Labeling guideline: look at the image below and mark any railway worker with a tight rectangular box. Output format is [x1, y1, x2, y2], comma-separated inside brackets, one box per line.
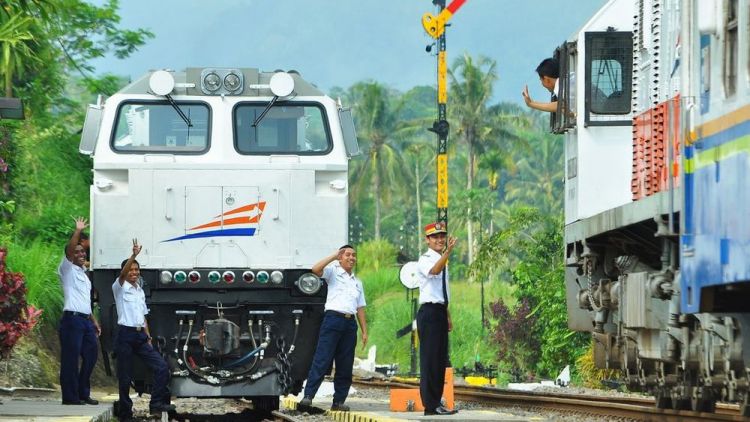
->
[58, 216, 100, 406]
[522, 57, 559, 113]
[113, 239, 174, 421]
[299, 245, 368, 412]
[417, 222, 458, 416]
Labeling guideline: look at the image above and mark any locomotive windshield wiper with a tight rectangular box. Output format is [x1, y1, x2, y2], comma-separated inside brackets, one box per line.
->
[250, 72, 296, 127]
[251, 95, 283, 128]
[148, 69, 192, 127]
[164, 94, 193, 127]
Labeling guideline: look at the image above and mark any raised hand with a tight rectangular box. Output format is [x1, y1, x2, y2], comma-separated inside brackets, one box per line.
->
[132, 238, 142, 256]
[73, 216, 89, 231]
[522, 85, 532, 106]
[446, 236, 457, 251]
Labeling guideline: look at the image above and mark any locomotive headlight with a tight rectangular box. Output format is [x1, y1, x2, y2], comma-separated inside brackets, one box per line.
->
[208, 271, 221, 284]
[270, 270, 283, 284]
[256, 271, 269, 284]
[242, 271, 255, 283]
[223, 271, 235, 284]
[188, 271, 201, 283]
[296, 273, 322, 295]
[174, 271, 187, 284]
[160, 271, 173, 284]
[223, 73, 241, 92]
[203, 72, 221, 92]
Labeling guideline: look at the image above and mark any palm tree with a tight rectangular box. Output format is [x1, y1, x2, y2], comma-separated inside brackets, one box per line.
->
[504, 127, 564, 216]
[449, 54, 498, 190]
[0, 14, 38, 97]
[348, 81, 409, 240]
[449, 54, 498, 263]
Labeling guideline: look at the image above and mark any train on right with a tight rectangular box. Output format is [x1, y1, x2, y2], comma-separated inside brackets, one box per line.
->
[555, 0, 750, 415]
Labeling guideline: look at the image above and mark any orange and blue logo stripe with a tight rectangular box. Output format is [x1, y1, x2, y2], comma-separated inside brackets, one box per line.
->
[164, 201, 266, 242]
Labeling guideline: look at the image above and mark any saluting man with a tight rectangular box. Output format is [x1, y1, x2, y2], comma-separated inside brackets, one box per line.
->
[417, 222, 458, 416]
[299, 245, 368, 412]
[113, 239, 174, 422]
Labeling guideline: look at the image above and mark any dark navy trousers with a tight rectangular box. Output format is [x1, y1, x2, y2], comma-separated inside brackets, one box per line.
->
[303, 313, 357, 404]
[59, 313, 98, 403]
[417, 303, 449, 411]
[115, 326, 170, 418]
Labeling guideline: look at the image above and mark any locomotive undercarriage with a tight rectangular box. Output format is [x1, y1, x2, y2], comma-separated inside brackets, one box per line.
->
[567, 214, 750, 416]
[94, 270, 325, 410]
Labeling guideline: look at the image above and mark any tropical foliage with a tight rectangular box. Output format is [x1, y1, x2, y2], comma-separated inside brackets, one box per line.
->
[0, 0, 592, 385]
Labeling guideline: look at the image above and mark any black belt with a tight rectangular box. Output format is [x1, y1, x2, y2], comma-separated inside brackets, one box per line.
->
[421, 302, 446, 308]
[118, 325, 144, 332]
[63, 310, 90, 318]
[325, 310, 354, 319]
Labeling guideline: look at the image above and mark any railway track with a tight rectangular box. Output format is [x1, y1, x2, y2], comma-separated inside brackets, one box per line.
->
[353, 379, 748, 421]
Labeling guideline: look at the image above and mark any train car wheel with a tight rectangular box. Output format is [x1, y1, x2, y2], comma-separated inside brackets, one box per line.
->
[654, 388, 671, 409]
[672, 397, 690, 410]
[740, 394, 750, 417]
[253, 396, 280, 412]
[690, 389, 716, 413]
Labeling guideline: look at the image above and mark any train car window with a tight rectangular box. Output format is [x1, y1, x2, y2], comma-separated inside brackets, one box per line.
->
[111, 102, 210, 153]
[233, 103, 332, 155]
[584, 31, 633, 126]
[724, 0, 738, 97]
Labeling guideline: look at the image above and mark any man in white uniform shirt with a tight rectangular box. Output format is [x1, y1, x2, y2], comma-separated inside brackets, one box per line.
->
[112, 239, 174, 421]
[416, 222, 458, 416]
[299, 245, 368, 411]
[521, 57, 559, 113]
[58, 217, 100, 405]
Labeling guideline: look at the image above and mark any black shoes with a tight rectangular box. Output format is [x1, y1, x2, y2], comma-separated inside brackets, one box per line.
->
[149, 403, 176, 415]
[330, 402, 350, 411]
[81, 397, 99, 405]
[424, 405, 458, 416]
[62, 400, 85, 405]
[299, 396, 312, 407]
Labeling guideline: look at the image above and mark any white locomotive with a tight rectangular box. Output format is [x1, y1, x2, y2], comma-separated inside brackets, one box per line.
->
[79, 68, 359, 410]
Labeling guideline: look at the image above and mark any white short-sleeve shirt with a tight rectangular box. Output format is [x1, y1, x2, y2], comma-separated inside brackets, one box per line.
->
[112, 278, 148, 327]
[417, 248, 450, 305]
[321, 261, 366, 315]
[58, 256, 92, 314]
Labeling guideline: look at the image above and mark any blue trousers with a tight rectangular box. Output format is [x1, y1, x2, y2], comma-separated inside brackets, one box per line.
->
[59, 314, 98, 403]
[417, 303, 448, 411]
[303, 313, 357, 404]
[115, 327, 170, 418]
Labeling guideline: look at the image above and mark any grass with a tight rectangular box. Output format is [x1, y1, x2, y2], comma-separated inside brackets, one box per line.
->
[359, 267, 517, 376]
[4, 239, 65, 324]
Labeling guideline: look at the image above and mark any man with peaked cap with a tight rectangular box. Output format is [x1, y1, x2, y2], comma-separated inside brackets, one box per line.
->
[416, 222, 458, 416]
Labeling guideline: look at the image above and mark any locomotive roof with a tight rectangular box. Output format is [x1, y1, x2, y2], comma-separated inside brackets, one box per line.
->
[117, 68, 326, 97]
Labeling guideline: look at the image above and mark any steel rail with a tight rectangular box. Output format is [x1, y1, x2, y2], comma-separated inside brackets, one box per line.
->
[353, 379, 746, 421]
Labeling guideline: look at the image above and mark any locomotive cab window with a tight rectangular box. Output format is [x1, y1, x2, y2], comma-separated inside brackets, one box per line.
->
[584, 31, 633, 126]
[234, 103, 332, 155]
[112, 102, 210, 153]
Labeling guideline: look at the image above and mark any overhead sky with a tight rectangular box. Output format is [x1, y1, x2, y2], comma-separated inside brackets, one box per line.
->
[90, 0, 608, 104]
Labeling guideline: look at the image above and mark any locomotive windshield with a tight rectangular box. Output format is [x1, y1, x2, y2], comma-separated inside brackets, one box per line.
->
[111, 101, 210, 153]
[233, 103, 331, 154]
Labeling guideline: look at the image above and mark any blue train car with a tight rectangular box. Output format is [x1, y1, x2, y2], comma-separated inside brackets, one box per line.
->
[555, 0, 750, 416]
